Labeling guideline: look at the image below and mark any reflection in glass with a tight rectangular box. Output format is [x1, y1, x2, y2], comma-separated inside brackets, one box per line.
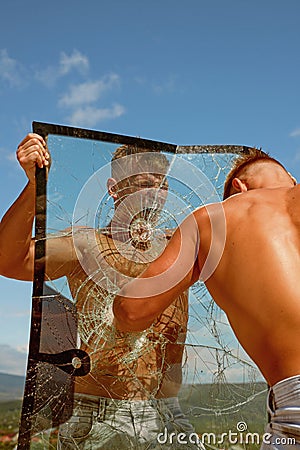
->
[17, 123, 267, 449]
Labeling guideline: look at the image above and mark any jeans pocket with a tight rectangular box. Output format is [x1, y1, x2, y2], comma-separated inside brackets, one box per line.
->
[59, 414, 93, 440]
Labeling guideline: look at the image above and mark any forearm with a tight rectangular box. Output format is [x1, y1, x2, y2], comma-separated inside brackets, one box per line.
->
[0, 181, 35, 276]
[113, 268, 195, 332]
[113, 214, 201, 332]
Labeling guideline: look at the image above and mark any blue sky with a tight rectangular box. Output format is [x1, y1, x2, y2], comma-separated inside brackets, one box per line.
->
[1, 0, 300, 375]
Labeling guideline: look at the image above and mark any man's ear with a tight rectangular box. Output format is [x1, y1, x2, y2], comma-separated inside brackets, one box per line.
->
[232, 178, 248, 194]
[107, 178, 118, 199]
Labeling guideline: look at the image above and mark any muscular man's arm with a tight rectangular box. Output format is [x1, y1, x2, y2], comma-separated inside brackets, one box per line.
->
[0, 134, 78, 281]
[113, 212, 202, 331]
[0, 181, 36, 280]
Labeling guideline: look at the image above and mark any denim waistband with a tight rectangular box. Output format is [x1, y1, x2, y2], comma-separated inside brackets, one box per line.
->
[267, 375, 300, 441]
[73, 393, 180, 415]
[269, 374, 300, 410]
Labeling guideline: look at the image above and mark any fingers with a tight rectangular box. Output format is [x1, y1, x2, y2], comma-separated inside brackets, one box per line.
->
[18, 133, 45, 148]
[17, 133, 50, 170]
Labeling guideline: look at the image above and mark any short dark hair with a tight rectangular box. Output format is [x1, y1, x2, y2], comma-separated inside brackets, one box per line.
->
[111, 145, 170, 182]
[223, 148, 286, 200]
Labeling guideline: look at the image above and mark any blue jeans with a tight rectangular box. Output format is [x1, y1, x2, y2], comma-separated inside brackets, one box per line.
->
[57, 394, 204, 449]
[261, 375, 300, 449]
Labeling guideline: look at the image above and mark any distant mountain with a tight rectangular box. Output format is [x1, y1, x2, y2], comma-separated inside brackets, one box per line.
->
[0, 372, 25, 402]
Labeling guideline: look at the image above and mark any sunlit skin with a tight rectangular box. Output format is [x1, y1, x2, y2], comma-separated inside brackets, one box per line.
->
[0, 133, 188, 399]
[114, 161, 300, 387]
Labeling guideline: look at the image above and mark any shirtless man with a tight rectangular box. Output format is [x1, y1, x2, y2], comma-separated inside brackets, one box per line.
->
[0, 134, 201, 449]
[114, 149, 300, 448]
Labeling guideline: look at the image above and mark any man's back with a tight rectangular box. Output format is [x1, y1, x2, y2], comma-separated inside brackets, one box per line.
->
[113, 155, 300, 446]
[202, 185, 300, 386]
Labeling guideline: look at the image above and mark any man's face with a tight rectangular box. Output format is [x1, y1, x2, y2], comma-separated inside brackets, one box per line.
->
[109, 172, 168, 248]
[114, 172, 168, 217]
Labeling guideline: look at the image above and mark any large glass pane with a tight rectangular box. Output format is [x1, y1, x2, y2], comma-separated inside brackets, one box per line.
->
[17, 123, 267, 449]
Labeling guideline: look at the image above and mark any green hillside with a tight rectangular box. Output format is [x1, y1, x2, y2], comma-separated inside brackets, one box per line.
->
[179, 382, 268, 449]
[0, 400, 21, 449]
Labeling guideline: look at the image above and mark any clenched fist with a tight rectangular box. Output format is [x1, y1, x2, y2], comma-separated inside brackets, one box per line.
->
[17, 133, 50, 184]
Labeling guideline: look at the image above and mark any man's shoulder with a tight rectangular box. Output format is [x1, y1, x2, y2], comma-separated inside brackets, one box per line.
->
[192, 202, 225, 224]
[221, 186, 300, 221]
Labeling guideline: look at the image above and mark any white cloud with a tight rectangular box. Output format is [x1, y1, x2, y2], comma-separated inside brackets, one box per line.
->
[67, 104, 125, 127]
[35, 66, 60, 87]
[35, 49, 90, 87]
[0, 49, 26, 87]
[58, 74, 120, 107]
[0, 48, 125, 128]
[0, 344, 27, 376]
[16, 344, 29, 353]
[59, 73, 124, 126]
[290, 128, 300, 138]
[59, 49, 89, 76]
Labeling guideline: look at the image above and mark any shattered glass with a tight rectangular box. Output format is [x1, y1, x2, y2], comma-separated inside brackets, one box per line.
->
[17, 123, 267, 449]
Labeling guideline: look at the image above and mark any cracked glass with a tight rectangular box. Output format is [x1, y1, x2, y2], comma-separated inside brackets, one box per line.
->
[17, 122, 267, 449]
